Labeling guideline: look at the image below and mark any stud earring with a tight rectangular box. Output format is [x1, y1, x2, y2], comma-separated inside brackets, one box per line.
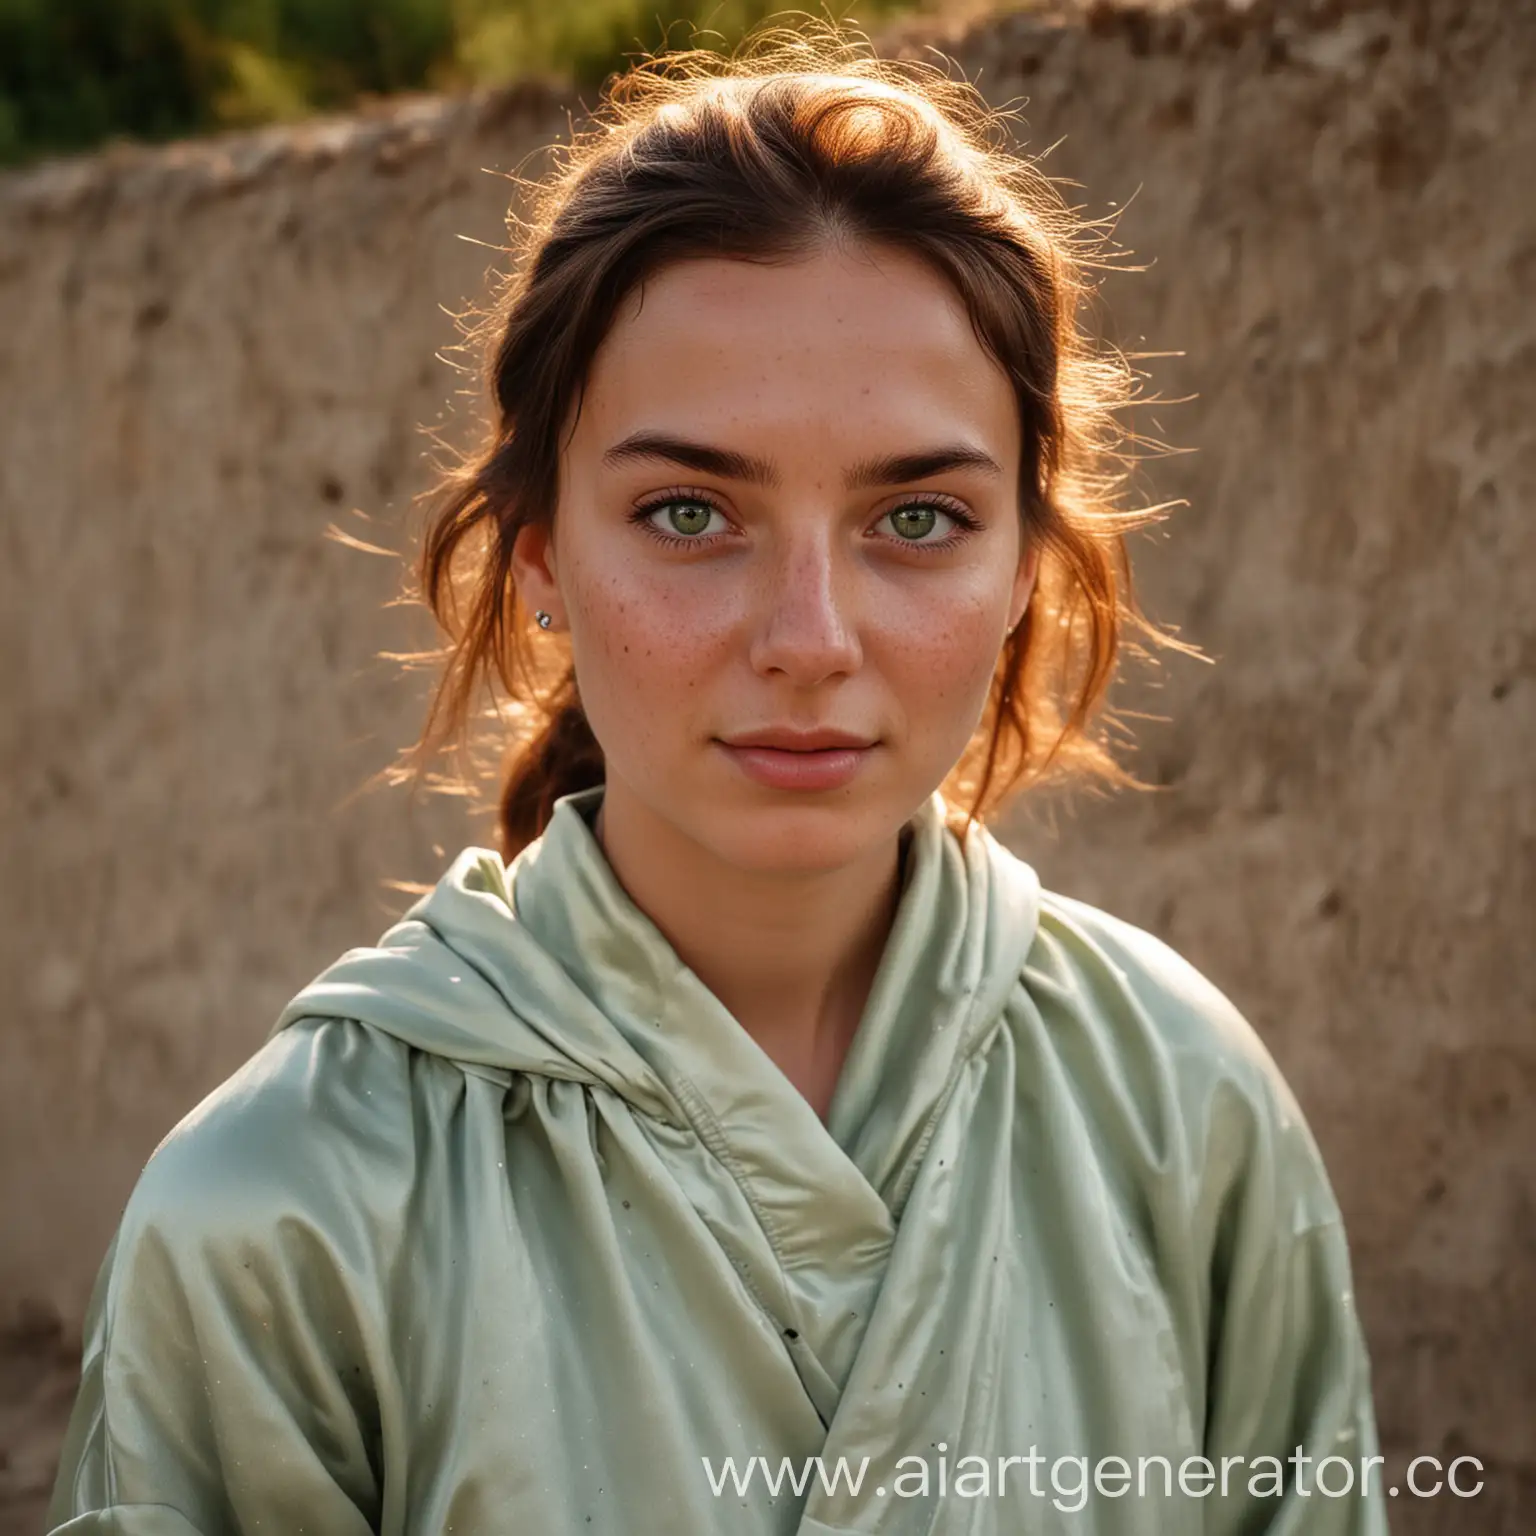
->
[535, 610, 553, 630]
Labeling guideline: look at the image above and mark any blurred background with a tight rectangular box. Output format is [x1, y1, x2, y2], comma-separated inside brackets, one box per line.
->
[1, 0, 1532, 1530]
[0, 0, 940, 166]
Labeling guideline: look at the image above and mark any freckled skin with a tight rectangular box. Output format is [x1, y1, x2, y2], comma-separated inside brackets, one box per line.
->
[511, 241, 1037, 1105]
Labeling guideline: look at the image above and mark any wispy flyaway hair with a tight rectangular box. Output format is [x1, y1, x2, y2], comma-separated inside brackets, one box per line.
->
[404, 20, 1186, 856]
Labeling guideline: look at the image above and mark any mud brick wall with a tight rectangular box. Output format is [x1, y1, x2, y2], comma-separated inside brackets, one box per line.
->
[1, 1, 1529, 1526]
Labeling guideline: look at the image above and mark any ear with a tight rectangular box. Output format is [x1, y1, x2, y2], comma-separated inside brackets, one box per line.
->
[510, 519, 564, 630]
[1006, 536, 1041, 637]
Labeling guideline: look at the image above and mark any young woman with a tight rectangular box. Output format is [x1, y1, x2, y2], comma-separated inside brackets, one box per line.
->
[48, 29, 1385, 1536]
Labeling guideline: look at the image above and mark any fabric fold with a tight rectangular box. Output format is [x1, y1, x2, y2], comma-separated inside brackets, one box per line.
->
[48, 786, 1386, 1536]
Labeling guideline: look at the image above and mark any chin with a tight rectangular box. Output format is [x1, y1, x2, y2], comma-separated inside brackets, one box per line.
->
[686, 794, 914, 876]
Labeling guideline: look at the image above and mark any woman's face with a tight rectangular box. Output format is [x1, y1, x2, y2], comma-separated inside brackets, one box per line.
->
[514, 241, 1036, 873]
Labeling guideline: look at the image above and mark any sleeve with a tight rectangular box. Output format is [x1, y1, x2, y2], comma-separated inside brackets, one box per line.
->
[45, 1027, 396, 1534]
[1036, 894, 1390, 1533]
[1200, 1071, 1390, 1536]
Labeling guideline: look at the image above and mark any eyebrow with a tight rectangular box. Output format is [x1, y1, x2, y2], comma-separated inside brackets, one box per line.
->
[600, 430, 1005, 490]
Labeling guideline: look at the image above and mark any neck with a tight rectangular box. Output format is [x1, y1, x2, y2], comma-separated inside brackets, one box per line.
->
[591, 784, 908, 1121]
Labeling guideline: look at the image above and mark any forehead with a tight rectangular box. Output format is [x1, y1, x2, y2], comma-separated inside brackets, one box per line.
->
[573, 244, 1018, 459]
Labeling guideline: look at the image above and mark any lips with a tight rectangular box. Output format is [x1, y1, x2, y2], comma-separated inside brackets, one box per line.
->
[713, 732, 878, 792]
[718, 728, 876, 752]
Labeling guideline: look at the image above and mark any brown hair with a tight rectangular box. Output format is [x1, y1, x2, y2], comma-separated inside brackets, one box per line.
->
[405, 23, 1182, 859]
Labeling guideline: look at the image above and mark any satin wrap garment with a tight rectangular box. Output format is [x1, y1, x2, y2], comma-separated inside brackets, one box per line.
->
[48, 786, 1387, 1535]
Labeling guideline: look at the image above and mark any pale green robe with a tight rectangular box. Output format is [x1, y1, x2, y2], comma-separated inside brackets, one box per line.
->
[48, 786, 1387, 1533]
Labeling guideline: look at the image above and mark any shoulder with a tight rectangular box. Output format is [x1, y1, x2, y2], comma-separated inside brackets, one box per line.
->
[63, 1022, 420, 1511]
[114, 1016, 425, 1282]
[1019, 890, 1342, 1232]
[1026, 888, 1284, 1093]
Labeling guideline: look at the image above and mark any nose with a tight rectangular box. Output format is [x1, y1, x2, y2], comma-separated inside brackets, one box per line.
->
[746, 530, 863, 686]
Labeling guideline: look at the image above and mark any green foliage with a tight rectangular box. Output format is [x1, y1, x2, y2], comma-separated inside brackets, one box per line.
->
[0, 0, 925, 167]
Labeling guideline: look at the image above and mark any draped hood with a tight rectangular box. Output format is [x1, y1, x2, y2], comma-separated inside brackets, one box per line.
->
[272, 784, 1042, 1217]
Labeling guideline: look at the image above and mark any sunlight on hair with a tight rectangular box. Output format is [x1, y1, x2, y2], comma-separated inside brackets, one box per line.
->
[375, 15, 1203, 857]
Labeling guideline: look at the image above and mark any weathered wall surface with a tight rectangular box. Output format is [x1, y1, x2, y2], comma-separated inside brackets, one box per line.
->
[1, 0, 1530, 1527]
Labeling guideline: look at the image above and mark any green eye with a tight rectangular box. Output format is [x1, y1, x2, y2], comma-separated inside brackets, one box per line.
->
[666, 502, 714, 536]
[889, 506, 939, 541]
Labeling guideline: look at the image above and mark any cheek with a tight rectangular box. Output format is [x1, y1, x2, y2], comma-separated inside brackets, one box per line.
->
[563, 554, 734, 754]
[876, 584, 1006, 720]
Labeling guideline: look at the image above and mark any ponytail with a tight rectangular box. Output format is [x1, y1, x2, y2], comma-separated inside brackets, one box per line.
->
[498, 668, 605, 860]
